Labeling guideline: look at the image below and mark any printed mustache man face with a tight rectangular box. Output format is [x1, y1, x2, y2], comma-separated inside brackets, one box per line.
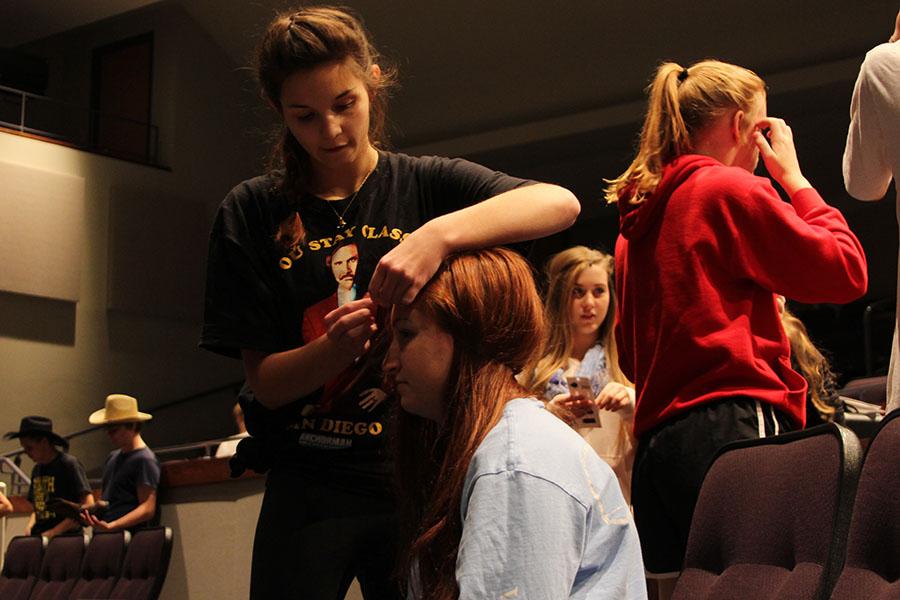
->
[330, 243, 359, 291]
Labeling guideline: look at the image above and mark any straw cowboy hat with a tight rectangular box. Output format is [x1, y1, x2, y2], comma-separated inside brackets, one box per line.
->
[89, 394, 153, 425]
[4, 416, 69, 450]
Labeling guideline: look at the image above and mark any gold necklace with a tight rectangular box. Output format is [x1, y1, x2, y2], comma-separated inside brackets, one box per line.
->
[326, 157, 377, 229]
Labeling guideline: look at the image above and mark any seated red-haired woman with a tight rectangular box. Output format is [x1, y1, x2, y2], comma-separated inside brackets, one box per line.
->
[385, 248, 646, 600]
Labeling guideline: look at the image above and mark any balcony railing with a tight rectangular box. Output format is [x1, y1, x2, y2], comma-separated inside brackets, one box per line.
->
[0, 83, 161, 167]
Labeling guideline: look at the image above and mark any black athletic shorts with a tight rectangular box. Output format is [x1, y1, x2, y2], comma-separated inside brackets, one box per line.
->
[631, 397, 794, 575]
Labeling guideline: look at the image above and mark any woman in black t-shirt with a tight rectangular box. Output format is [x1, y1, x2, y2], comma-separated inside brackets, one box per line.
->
[201, 6, 579, 599]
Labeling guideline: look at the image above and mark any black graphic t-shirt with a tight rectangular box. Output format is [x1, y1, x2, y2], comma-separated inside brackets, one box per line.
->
[201, 151, 530, 492]
[27, 452, 91, 535]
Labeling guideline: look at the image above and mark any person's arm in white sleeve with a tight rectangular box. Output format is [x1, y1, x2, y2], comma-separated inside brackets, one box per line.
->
[843, 48, 895, 201]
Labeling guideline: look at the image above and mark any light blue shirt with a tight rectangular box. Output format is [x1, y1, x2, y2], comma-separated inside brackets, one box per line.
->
[456, 398, 647, 599]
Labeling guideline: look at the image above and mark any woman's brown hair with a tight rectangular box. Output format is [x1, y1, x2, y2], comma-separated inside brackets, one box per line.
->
[256, 5, 397, 249]
[392, 247, 545, 599]
[604, 59, 765, 205]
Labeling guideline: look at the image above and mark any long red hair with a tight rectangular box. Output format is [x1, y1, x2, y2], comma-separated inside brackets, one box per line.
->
[392, 248, 545, 599]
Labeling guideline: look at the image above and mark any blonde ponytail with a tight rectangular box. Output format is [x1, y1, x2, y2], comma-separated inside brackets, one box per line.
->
[605, 60, 765, 205]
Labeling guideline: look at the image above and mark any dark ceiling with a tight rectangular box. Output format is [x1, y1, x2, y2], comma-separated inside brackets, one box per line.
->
[3, 0, 898, 150]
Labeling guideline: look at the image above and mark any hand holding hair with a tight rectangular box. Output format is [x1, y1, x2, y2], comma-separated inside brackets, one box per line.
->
[369, 227, 448, 306]
[753, 117, 811, 196]
[323, 297, 377, 356]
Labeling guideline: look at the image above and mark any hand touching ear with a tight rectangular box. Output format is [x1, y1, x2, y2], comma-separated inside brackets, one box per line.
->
[753, 117, 811, 196]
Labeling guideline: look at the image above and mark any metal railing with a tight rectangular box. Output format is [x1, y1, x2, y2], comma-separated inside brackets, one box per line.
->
[153, 434, 248, 461]
[0, 456, 31, 498]
[0, 83, 162, 166]
[0, 457, 31, 490]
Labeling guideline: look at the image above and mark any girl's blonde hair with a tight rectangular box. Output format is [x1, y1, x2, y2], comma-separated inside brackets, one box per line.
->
[604, 59, 765, 205]
[781, 307, 840, 422]
[522, 246, 626, 395]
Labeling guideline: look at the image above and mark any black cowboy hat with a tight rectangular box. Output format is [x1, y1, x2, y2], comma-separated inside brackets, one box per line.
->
[4, 416, 69, 450]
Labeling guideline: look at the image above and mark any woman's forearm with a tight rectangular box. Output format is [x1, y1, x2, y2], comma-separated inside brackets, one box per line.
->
[424, 183, 579, 253]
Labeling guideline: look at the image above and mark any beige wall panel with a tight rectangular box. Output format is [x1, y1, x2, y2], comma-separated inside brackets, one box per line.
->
[0, 161, 84, 302]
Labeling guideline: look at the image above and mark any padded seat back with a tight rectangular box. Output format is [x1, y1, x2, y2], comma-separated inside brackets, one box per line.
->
[69, 530, 131, 600]
[829, 409, 900, 600]
[107, 527, 173, 600]
[29, 533, 87, 600]
[673, 424, 862, 600]
[0, 535, 45, 600]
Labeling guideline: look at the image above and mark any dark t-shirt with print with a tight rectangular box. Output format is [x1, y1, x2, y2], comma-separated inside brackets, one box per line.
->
[28, 452, 91, 535]
[200, 151, 530, 493]
[100, 446, 161, 523]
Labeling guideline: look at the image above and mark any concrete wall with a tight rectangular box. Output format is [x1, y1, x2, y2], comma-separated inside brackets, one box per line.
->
[158, 476, 262, 599]
[0, 1, 265, 476]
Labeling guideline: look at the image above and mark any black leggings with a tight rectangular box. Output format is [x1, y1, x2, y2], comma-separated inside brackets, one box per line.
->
[250, 469, 402, 600]
[631, 397, 794, 575]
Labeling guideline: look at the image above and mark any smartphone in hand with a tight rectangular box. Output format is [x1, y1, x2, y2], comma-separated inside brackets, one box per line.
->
[565, 376, 602, 428]
[566, 375, 592, 399]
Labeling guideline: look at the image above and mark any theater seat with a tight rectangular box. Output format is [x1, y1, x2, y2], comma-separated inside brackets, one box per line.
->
[0, 535, 46, 600]
[829, 409, 900, 600]
[672, 424, 862, 600]
[28, 533, 87, 600]
[69, 530, 131, 600]
[107, 527, 173, 600]
[839, 375, 887, 408]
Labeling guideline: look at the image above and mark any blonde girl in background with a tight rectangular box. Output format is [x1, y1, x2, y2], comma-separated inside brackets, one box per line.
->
[777, 296, 844, 427]
[523, 246, 636, 502]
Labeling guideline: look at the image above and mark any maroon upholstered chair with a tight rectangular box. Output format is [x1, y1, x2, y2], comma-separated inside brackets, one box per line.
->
[0, 535, 46, 600]
[28, 533, 87, 600]
[69, 530, 131, 600]
[829, 409, 900, 600]
[106, 527, 173, 600]
[839, 375, 887, 408]
[672, 424, 863, 600]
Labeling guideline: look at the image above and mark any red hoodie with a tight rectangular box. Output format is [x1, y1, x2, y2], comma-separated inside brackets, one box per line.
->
[615, 155, 868, 437]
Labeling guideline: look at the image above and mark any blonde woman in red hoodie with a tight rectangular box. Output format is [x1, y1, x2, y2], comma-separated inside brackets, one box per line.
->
[605, 60, 868, 580]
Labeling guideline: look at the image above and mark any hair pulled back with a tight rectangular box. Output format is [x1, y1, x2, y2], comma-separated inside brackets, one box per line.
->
[256, 5, 396, 195]
[605, 59, 765, 204]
